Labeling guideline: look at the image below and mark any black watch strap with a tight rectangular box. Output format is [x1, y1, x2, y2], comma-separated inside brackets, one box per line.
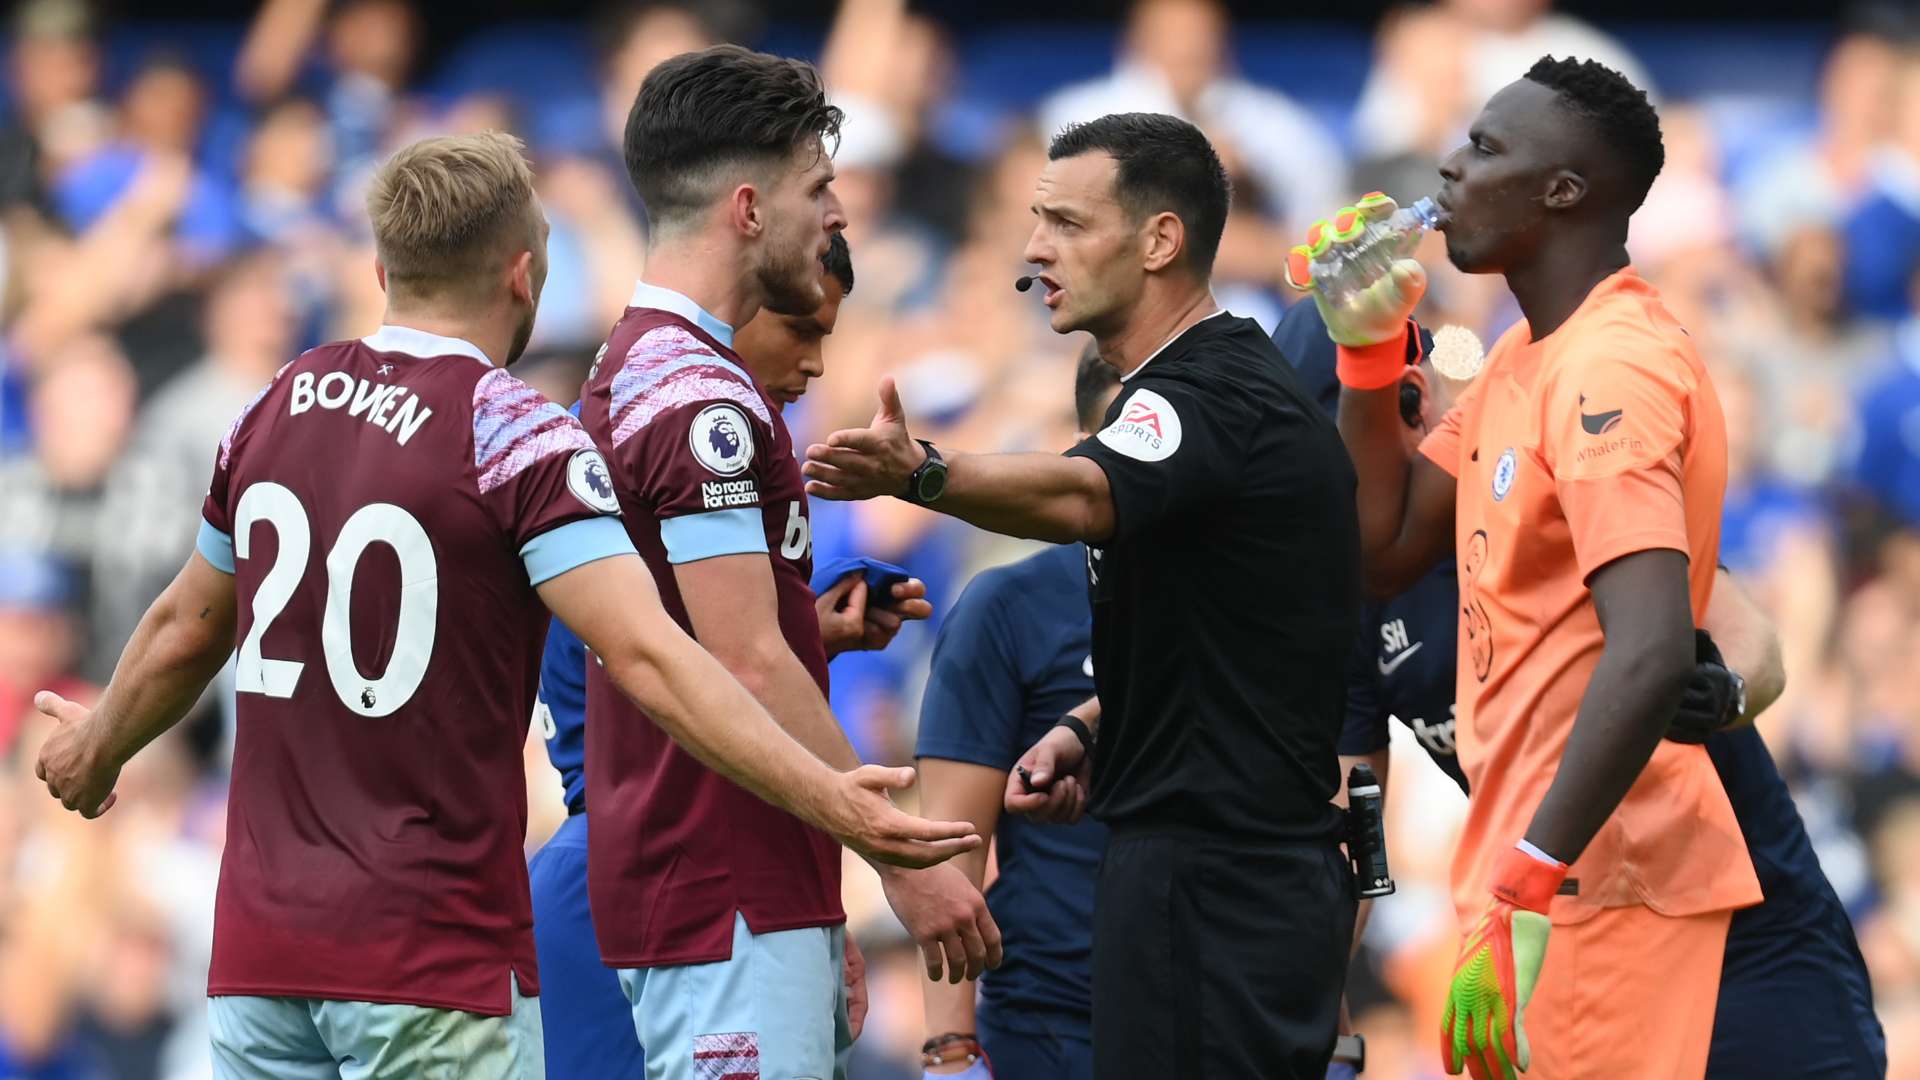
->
[1054, 713, 1094, 754]
[900, 439, 945, 504]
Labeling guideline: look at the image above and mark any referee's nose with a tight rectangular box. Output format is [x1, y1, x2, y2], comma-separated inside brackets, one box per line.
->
[1021, 223, 1053, 275]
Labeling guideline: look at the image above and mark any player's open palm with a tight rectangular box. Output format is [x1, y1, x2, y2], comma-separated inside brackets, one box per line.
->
[803, 377, 921, 501]
[880, 861, 1005, 984]
[828, 764, 983, 869]
[33, 691, 119, 819]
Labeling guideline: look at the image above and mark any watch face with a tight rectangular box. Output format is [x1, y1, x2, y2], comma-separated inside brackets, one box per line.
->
[917, 462, 948, 502]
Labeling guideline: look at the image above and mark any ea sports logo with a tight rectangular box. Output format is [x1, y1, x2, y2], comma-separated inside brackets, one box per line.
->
[1096, 388, 1182, 463]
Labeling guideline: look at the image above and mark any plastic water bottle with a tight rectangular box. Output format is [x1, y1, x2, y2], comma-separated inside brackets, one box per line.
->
[1310, 196, 1446, 310]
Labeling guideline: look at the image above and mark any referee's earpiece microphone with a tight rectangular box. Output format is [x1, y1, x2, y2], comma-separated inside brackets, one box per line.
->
[1015, 275, 1038, 292]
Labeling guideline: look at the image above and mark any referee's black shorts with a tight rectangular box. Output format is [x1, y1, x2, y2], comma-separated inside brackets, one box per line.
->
[1091, 827, 1356, 1079]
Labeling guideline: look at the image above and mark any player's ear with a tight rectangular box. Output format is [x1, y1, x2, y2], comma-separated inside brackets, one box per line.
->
[731, 182, 763, 240]
[508, 249, 536, 306]
[1542, 169, 1587, 211]
[1141, 210, 1185, 274]
[373, 258, 388, 294]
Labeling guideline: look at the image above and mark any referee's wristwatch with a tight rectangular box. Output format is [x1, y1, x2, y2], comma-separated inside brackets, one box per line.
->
[899, 440, 948, 505]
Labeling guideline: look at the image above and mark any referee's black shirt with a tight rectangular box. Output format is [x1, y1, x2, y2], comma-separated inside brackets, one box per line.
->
[1064, 310, 1360, 842]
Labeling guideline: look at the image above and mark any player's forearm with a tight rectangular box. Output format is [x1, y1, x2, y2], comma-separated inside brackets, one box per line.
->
[1068, 695, 1101, 738]
[1523, 623, 1692, 862]
[935, 451, 1115, 545]
[915, 766, 996, 1040]
[713, 637, 863, 772]
[88, 576, 234, 768]
[601, 623, 846, 827]
[1337, 384, 1429, 598]
[915, 847, 990, 1038]
[921, 974, 981, 1045]
[1703, 572, 1785, 723]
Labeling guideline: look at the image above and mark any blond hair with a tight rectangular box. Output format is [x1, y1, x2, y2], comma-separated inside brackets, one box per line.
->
[366, 131, 539, 301]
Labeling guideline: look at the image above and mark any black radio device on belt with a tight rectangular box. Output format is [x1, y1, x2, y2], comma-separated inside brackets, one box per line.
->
[1345, 763, 1394, 899]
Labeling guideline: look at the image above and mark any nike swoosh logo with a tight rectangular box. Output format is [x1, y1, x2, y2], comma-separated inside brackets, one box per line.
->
[1378, 641, 1423, 676]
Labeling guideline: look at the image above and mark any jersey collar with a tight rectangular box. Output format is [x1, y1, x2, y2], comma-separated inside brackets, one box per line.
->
[362, 325, 494, 367]
[629, 281, 736, 349]
[1121, 307, 1229, 382]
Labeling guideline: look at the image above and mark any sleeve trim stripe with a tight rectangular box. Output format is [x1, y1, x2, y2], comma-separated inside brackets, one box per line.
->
[660, 508, 768, 564]
[197, 519, 237, 575]
[520, 517, 638, 586]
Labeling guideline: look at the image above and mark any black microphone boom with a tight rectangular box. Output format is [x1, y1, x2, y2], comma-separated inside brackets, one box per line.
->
[1014, 275, 1037, 293]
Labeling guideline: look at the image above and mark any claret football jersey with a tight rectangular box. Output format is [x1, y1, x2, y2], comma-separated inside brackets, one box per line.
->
[196, 325, 632, 1015]
[579, 283, 842, 969]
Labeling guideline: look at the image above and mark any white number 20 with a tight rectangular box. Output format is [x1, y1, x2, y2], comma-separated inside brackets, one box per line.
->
[233, 482, 438, 717]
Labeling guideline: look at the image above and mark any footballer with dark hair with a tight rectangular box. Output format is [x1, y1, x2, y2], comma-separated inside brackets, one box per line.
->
[581, 45, 998, 1080]
[1291, 56, 1832, 1079]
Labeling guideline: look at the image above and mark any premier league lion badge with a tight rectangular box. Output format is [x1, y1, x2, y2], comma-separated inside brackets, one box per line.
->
[690, 403, 755, 477]
[567, 448, 621, 513]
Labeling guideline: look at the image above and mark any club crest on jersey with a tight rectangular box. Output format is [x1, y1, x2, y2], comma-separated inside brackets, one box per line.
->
[567, 449, 621, 513]
[690, 403, 754, 477]
[1097, 387, 1183, 462]
[1492, 447, 1517, 501]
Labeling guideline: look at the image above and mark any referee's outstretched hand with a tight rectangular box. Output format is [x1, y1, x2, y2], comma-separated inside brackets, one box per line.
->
[803, 377, 924, 501]
[1004, 725, 1090, 824]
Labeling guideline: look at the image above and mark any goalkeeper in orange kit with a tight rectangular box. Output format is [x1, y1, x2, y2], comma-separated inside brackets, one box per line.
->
[1289, 57, 1766, 1080]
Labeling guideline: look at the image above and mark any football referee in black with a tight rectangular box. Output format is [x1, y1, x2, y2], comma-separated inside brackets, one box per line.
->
[802, 112, 1362, 1079]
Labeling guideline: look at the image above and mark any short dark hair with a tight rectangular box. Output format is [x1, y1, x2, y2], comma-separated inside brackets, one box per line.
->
[1524, 56, 1665, 212]
[1047, 112, 1231, 278]
[821, 231, 854, 296]
[624, 45, 843, 233]
[1073, 339, 1122, 432]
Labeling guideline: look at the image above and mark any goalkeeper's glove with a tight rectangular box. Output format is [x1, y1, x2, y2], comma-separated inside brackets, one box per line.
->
[1284, 193, 1429, 357]
[1664, 629, 1748, 744]
[1441, 843, 1566, 1080]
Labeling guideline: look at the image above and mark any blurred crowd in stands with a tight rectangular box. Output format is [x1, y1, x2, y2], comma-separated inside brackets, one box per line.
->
[0, 0, 1917, 1076]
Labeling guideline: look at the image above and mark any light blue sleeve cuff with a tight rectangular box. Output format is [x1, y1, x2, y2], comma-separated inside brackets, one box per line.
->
[520, 517, 637, 586]
[196, 518, 236, 575]
[660, 507, 768, 564]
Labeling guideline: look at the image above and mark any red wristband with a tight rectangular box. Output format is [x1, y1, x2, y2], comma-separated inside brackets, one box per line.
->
[1335, 326, 1412, 390]
[1489, 843, 1568, 915]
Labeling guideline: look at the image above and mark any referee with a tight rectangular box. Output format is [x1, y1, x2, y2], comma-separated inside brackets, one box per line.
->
[803, 112, 1361, 1079]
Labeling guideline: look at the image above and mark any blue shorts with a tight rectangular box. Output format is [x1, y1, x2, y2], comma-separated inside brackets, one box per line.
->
[976, 1004, 1092, 1080]
[1708, 895, 1886, 1078]
[529, 814, 644, 1080]
[208, 975, 542, 1079]
[618, 912, 851, 1080]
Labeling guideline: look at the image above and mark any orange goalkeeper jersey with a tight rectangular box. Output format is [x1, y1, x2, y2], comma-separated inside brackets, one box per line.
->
[1418, 268, 1761, 927]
